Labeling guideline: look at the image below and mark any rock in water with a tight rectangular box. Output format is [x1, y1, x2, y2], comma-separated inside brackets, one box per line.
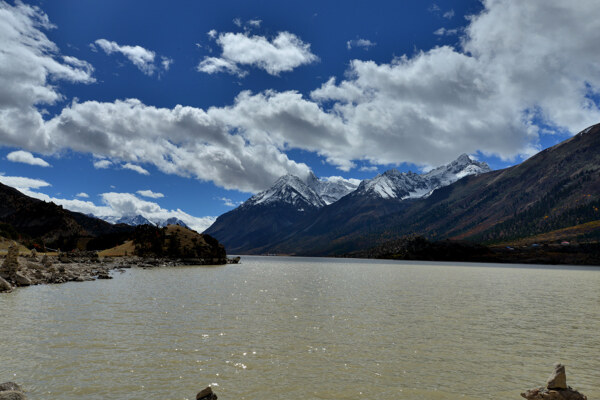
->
[0, 391, 27, 400]
[0, 276, 12, 293]
[196, 386, 217, 400]
[0, 382, 22, 392]
[521, 364, 587, 400]
[0, 382, 26, 400]
[547, 363, 567, 389]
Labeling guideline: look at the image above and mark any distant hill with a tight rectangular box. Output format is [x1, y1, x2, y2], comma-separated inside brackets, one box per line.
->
[0, 182, 132, 248]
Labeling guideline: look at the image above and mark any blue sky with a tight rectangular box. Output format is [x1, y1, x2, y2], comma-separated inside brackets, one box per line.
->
[1, 0, 600, 231]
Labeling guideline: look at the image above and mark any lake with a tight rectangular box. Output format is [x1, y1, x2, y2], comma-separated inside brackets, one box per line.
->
[1, 256, 599, 399]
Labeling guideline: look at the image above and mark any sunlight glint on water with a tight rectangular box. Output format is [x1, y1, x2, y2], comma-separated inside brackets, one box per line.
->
[1, 256, 599, 399]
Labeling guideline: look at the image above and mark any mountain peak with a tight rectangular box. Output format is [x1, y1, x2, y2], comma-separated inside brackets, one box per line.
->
[244, 174, 325, 210]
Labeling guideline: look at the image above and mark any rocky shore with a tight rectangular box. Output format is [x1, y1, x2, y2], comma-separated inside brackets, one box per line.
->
[0, 244, 240, 293]
[0, 382, 218, 400]
[521, 364, 587, 400]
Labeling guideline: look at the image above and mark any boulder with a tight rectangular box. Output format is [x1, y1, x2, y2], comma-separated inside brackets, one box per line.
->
[14, 272, 31, 287]
[1, 245, 19, 275]
[41, 255, 52, 268]
[547, 363, 567, 389]
[96, 271, 112, 279]
[0, 382, 26, 400]
[521, 364, 587, 400]
[0, 383, 21, 392]
[0, 276, 12, 293]
[0, 391, 27, 400]
[196, 386, 217, 400]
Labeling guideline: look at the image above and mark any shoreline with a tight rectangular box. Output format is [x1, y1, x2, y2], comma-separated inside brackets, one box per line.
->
[0, 246, 239, 293]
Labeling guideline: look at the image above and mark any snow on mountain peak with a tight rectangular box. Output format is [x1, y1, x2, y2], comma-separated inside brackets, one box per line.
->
[355, 154, 491, 200]
[306, 172, 360, 205]
[244, 174, 326, 210]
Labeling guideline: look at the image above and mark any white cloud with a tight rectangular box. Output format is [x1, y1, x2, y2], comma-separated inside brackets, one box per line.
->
[218, 197, 239, 207]
[233, 18, 242, 28]
[197, 57, 247, 77]
[359, 165, 378, 172]
[137, 189, 164, 199]
[346, 39, 376, 50]
[443, 10, 455, 19]
[434, 27, 459, 36]
[3, 1, 600, 195]
[321, 176, 362, 186]
[198, 31, 318, 76]
[75, 192, 89, 198]
[0, 174, 50, 190]
[6, 150, 51, 167]
[93, 39, 171, 76]
[122, 162, 150, 175]
[247, 19, 262, 28]
[161, 56, 173, 71]
[0, 1, 94, 149]
[93, 159, 112, 169]
[207, 29, 217, 39]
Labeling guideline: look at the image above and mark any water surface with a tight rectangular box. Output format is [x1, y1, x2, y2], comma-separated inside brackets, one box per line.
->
[1, 256, 599, 399]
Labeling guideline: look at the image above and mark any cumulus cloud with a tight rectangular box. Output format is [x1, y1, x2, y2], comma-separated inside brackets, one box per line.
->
[346, 38, 376, 50]
[0, 174, 50, 190]
[137, 189, 164, 198]
[0, 1, 94, 149]
[3, 1, 600, 194]
[6, 150, 50, 167]
[198, 31, 318, 76]
[42, 97, 312, 192]
[93, 159, 112, 169]
[75, 192, 89, 198]
[122, 162, 149, 175]
[197, 57, 247, 77]
[93, 39, 171, 76]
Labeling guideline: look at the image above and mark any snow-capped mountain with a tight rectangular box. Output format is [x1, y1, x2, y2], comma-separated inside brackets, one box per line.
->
[116, 214, 154, 226]
[96, 214, 189, 228]
[157, 217, 189, 228]
[423, 153, 491, 188]
[305, 172, 360, 205]
[354, 154, 491, 200]
[243, 174, 326, 211]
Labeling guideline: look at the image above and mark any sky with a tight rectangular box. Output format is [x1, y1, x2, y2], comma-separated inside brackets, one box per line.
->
[1, 0, 600, 232]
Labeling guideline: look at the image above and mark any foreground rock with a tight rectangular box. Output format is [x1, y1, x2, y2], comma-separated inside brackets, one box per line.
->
[0, 382, 26, 400]
[521, 364, 587, 399]
[196, 386, 217, 400]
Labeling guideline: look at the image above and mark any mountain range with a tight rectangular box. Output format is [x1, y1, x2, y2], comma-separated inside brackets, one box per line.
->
[205, 123, 600, 255]
[97, 214, 190, 229]
[205, 153, 491, 253]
